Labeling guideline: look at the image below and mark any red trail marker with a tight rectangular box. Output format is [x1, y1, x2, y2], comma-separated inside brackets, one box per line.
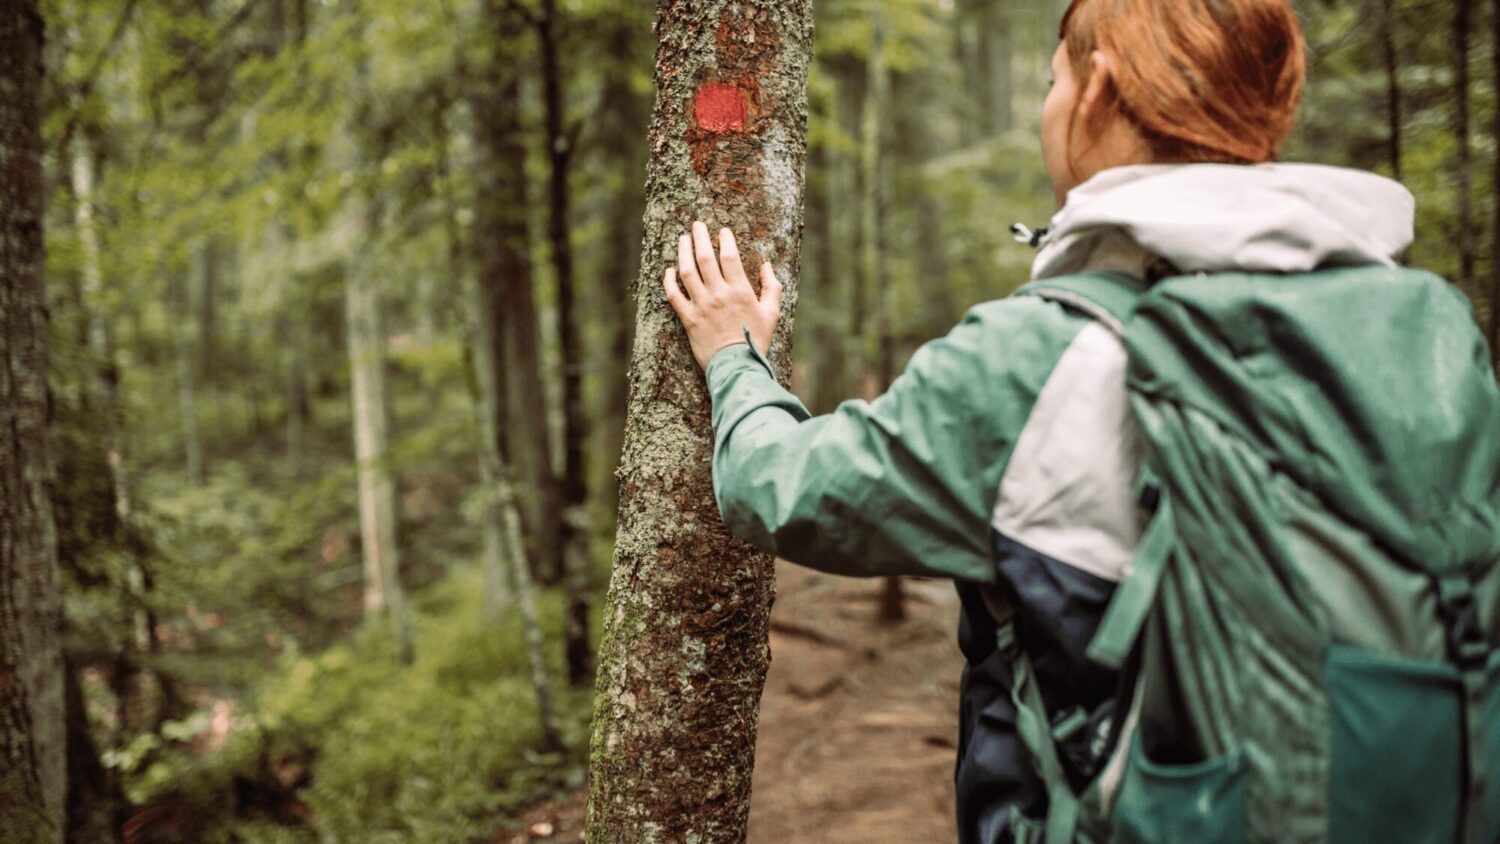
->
[694, 82, 748, 132]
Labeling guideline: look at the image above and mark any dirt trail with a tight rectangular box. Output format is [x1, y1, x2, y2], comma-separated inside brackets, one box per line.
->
[507, 562, 965, 843]
[747, 563, 962, 843]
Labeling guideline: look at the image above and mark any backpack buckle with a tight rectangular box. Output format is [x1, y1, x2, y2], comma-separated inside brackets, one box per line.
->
[1436, 579, 1489, 671]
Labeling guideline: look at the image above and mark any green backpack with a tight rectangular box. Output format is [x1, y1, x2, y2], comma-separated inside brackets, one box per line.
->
[1005, 266, 1500, 844]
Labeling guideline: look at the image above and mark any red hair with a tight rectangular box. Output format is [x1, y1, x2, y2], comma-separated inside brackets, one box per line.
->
[1060, 0, 1306, 164]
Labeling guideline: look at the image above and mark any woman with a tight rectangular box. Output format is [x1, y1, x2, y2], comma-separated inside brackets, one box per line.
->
[664, 0, 1498, 841]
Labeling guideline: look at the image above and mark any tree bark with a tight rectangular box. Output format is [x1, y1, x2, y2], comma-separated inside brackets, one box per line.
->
[0, 3, 66, 840]
[585, 0, 814, 839]
[1454, 0, 1476, 297]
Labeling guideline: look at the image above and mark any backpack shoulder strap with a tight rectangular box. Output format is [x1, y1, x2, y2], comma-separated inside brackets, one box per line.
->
[1014, 270, 1148, 338]
[1018, 270, 1167, 671]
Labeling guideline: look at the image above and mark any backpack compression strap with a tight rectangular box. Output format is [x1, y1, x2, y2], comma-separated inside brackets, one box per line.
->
[1436, 572, 1492, 844]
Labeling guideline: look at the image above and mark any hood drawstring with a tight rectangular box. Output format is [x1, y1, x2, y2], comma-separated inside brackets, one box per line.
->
[1010, 223, 1050, 249]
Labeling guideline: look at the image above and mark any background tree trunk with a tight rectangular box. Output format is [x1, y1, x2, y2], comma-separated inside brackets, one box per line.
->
[475, 0, 566, 588]
[175, 268, 205, 487]
[537, 0, 593, 687]
[861, 15, 905, 626]
[472, 284, 562, 751]
[1491, 0, 1499, 365]
[1374, 0, 1401, 179]
[65, 658, 122, 843]
[344, 186, 412, 663]
[1454, 0, 1476, 297]
[596, 11, 649, 518]
[585, 0, 814, 838]
[0, 3, 66, 840]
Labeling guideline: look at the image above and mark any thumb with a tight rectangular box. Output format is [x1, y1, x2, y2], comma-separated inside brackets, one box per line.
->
[759, 262, 783, 316]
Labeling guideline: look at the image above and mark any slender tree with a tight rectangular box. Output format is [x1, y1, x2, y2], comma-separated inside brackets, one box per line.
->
[0, 3, 66, 840]
[595, 6, 650, 515]
[1373, 0, 1402, 179]
[1491, 0, 1500, 363]
[536, 0, 593, 687]
[175, 267, 205, 486]
[344, 66, 412, 664]
[860, 15, 906, 624]
[586, 0, 814, 838]
[1454, 0, 1476, 296]
[475, 0, 566, 587]
[472, 297, 563, 751]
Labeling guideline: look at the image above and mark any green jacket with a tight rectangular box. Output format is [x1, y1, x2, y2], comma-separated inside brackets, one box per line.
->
[706, 294, 1090, 584]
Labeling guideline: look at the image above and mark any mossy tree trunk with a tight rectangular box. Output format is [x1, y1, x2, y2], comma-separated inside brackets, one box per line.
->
[585, 0, 814, 839]
[0, 3, 65, 841]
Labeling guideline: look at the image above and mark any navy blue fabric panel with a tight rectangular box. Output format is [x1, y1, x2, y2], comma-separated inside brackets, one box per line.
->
[951, 532, 1121, 842]
[992, 531, 1119, 710]
[954, 612, 1045, 844]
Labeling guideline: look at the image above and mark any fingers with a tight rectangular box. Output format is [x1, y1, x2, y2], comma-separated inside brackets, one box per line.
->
[717, 227, 748, 289]
[759, 262, 783, 316]
[663, 267, 689, 315]
[692, 221, 726, 288]
[677, 234, 707, 300]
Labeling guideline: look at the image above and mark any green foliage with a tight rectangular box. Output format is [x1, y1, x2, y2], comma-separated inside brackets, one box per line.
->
[117, 567, 590, 844]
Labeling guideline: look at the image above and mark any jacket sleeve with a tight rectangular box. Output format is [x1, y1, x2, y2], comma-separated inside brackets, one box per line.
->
[705, 295, 1087, 582]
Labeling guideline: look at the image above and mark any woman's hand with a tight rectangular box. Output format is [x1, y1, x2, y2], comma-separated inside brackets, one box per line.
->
[663, 220, 783, 371]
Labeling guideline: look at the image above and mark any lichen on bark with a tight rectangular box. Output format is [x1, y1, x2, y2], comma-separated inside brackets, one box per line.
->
[585, 1, 814, 841]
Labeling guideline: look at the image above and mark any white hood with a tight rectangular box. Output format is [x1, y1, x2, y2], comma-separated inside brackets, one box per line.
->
[1031, 163, 1416, 281]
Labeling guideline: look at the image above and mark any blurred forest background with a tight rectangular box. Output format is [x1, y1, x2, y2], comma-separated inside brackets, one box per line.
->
[30, 0, 1499, 840]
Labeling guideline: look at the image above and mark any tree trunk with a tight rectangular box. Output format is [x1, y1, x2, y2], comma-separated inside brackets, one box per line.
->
[474, 0, 566, 588]
[536, 0, 593, 688]
[861, 15, 905, 626]
[345, 216, 413, 665]
[65, 658, 122, 843]
[988, 0, 1013, 136]
[596, 13, 649, 517]
[0, 4, 66, 840]
[175, 268, 205, 487]
[974, 0, 996, 139]
[1491, 0, 1500, 365]
[585, 0, 814, 838]
[1375, 0, 1401, 179]
[1455, 0, 1476, 297]
[471, 298, 562, 750]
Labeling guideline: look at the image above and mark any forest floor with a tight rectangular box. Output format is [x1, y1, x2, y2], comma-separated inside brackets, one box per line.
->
[501, 563, 963, 843]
